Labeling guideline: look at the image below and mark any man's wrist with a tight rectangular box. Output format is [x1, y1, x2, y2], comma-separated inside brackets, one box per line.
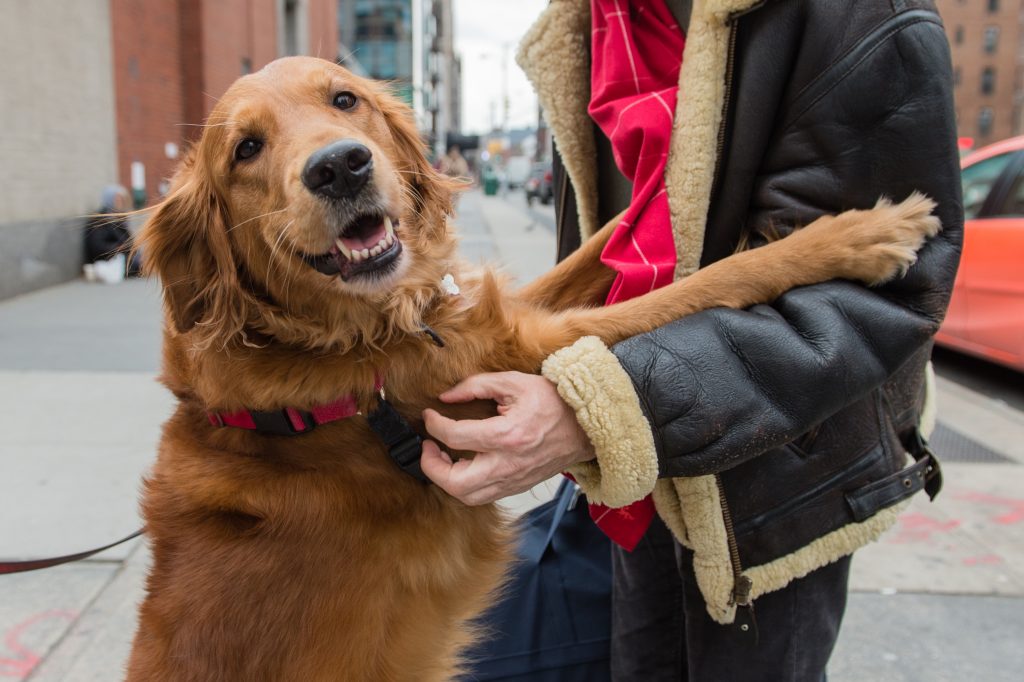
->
[542, 336, 659, 508]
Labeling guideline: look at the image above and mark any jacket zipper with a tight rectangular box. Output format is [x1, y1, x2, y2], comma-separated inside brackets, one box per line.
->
[715, 473, 752, 608]
[710, 11, 755, 633]
[716, 472, 757, 640]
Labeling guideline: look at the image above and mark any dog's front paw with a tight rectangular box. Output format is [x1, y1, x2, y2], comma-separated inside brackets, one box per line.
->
[829, 193, 942, 286]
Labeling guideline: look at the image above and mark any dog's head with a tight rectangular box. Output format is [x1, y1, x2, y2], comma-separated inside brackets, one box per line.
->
[140, 56, 461, 350]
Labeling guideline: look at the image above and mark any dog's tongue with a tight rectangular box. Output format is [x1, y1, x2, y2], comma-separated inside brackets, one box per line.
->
[340, 221, 386, 253]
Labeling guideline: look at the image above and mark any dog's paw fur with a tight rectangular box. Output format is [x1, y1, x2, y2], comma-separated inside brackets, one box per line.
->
[810, 193, 942, 286]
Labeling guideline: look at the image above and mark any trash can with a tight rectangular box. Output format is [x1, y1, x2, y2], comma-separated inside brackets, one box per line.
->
[483, 169, 500, 196]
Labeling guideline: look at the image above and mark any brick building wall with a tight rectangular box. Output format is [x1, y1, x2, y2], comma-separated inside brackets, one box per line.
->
[307, 0, 340, 61]
[180, 0, 204, 137]
[112, 0, 339, 204]
[198, 0, 279, 122]
[936, 0, 1024, 147]
[110, 0, 187, 202]
[113, 0, 279, 200]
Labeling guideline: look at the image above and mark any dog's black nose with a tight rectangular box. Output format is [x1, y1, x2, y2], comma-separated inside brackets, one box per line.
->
[302, 140, 373, 199]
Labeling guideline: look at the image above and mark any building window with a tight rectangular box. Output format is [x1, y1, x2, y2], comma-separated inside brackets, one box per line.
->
[989, 0, 999, 12]
[982, 67, 995, 94]
[955, 26, 964, 45]
[984, 26, 999, 53]
[979, 107, 994, 137]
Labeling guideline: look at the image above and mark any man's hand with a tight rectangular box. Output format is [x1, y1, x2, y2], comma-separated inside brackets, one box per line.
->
[420, 371, 596, 505]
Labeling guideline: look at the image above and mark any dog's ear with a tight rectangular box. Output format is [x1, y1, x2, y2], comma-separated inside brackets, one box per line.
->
[376, 86, 463, 220]
[138, 152, 245, 343]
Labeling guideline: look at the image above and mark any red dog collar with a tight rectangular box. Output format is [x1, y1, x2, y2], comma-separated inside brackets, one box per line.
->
[208, 377, 384, 436]
[206, 376, 428, 483]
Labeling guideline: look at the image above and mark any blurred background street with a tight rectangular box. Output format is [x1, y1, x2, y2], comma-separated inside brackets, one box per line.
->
[2, 0, 1024, 680]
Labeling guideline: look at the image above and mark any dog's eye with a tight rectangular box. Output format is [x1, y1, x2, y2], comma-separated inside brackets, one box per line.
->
[234, 138, 263, 162]
[333, 91, 358, 111]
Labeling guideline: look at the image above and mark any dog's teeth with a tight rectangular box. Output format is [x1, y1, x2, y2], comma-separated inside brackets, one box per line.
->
[385, 233, 394, 246]
[334, 238, 352, 260]
[370, 245, 381, 257]
[350, 250, 362, 263]
[384, 216, 395, 237]
[361, 248, 370, 259]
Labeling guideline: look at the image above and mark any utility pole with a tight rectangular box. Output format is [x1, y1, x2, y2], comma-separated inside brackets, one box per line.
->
[501, 42, 510, 132]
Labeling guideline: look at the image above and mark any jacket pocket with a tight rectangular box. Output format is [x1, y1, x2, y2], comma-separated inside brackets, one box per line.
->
[733, 443, 885, 537]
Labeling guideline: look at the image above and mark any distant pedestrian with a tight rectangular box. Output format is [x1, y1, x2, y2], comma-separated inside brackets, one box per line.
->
[439, 144, 470, 180]
[84, 185, 141, 277]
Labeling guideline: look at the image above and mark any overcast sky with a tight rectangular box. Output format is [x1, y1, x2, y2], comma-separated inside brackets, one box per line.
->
[453, 0, 549, 134]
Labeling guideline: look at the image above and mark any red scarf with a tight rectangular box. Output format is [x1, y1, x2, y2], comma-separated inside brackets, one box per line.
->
[586, 0, 685, 550]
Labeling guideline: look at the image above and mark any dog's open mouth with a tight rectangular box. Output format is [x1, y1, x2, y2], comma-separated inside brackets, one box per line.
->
[303, 214, 402, 281]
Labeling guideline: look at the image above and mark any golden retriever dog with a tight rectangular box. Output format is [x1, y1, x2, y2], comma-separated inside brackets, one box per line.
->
[128, 56, 939, 681]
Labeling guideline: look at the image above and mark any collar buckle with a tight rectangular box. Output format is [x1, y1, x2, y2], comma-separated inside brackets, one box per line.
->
[249, 407, 316, 436]
[366, 396, 428, 483]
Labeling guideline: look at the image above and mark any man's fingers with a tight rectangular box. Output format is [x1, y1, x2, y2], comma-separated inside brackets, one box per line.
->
[420, 441, 506, 504]
[423, 408, 520, 452]
[419, 439, 453, 485]
[425, 372, 575, 504]
[420, 439, 452, 466]
[439, 372, 519, 404]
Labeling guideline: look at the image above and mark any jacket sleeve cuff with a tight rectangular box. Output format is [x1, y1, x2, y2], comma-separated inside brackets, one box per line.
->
[541, 336, 659, 507]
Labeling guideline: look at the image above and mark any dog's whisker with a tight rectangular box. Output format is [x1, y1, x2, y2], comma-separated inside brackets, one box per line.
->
[397, 185, 431, 226]
[175, 122, 234, 129]
[267, 221, 291, 271]
[280, 226, 299, 305]
[228, 208, 289, 233]
[267, 219, 296, 303]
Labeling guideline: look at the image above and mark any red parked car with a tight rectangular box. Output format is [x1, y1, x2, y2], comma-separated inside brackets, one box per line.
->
[934, 136, 1024, 371]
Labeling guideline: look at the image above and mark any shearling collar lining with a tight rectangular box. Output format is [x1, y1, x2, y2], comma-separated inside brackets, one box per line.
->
[517, 0, 764, 275]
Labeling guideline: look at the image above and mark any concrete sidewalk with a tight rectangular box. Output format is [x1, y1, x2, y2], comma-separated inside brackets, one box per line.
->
[1, 189, 1022, 680]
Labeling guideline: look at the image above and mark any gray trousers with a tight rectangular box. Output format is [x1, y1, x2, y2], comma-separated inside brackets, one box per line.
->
[611, 516, 850, 682]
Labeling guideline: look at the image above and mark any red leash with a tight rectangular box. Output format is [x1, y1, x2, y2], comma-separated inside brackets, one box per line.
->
[0, 529, 144, 575]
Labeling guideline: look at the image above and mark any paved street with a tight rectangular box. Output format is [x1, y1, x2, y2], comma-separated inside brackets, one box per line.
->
[2, 189, 1023, 680]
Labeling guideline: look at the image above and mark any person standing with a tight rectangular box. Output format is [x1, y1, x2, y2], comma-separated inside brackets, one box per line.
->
[421, 1, 962, 679]
[84, 184, 142, 277]
[439, 144, 471, 180]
